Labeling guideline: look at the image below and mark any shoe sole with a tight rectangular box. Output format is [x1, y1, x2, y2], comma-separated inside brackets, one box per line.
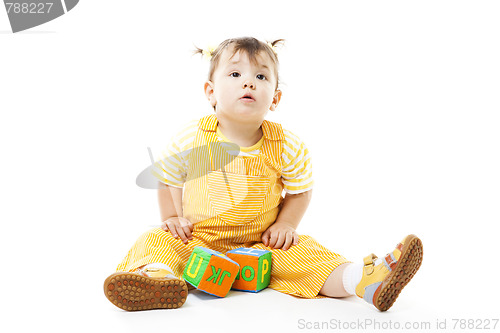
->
[373, 234, 423, 311]
[104, 272, 188, 311]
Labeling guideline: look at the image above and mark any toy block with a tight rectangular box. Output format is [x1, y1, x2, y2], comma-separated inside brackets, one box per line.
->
[182, 246, 240, 297]
[226, 248, 272, 292]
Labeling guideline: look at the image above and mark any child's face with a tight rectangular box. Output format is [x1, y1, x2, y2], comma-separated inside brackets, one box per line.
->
[204, 47, 282, 125]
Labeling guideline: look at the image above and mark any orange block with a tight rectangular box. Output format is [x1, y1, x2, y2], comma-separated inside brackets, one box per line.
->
[183, 247, 240, 297]
[227, 248, 272, 292]
[197, 255, 240, 297]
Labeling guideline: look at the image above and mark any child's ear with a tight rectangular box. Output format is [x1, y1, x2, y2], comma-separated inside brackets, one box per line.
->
[270, 89, 282, 111]
[204, 81, 216, 107]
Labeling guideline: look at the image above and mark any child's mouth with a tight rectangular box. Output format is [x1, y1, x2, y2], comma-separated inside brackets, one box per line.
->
[240, 94, 255, 102]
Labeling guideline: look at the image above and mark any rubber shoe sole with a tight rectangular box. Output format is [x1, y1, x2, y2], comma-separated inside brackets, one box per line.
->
[373, 234, 423, 311]
[104, 272, 188, 311]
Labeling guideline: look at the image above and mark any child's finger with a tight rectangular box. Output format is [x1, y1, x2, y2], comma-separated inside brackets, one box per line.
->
[261, 230, 270, 246]
[179, 218, 194, 236]
[160, 221, 168, 232]
[274, 232, 286, 250]
[268, 232, 278, 249]
[282, 232, 293, 251]
[292, 233, 300, 246]
[165, 221, 178, 238]
[181, 225, 193, 240]
[175, 226, 189, 243]
[163, 220, 176, 232]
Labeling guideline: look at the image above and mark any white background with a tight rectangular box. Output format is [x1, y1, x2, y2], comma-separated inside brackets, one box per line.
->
[1, 1, 499, 332]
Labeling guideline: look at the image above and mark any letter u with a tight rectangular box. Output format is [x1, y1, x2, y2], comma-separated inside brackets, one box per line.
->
[186, 253, 203, 278]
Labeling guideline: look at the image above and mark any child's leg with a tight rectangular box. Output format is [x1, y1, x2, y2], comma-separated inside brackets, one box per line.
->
[251, 235, 350, 299]
[320, 234, 423, 311]
[318, 263, 352, 298]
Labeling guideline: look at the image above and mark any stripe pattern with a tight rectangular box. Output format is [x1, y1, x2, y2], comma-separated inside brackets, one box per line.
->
[152, 116, 314, 194]
[117, 115, 348, 299]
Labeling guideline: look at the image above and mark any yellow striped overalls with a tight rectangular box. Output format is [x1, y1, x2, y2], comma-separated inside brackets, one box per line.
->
[117, 115, 348, 298]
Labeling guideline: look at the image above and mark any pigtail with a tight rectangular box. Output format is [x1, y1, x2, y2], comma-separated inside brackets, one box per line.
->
[268, 39, 285, 48]
[193, 44, 217, 61]
[193, 45, 204, 57]
[266, 39, 285, 54]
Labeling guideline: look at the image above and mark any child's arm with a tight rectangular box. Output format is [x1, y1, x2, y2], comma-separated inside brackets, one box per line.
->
[157, 182, 193, 244]
[261, 190, 312, 251]
[158, 182, 183, 220]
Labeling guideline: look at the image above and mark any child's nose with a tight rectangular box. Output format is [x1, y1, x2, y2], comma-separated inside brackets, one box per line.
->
[243, 80, 255, 89]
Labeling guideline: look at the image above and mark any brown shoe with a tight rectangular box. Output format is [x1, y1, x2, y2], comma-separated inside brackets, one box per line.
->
[104, 269, 188, 311]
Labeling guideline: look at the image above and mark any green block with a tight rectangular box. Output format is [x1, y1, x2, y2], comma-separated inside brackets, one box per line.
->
[182, 247, 211, 287]
[256, 251, 272, 291]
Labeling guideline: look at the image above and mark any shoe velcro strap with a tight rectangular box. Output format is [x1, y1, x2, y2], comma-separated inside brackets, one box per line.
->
[363, 253, 377, 275]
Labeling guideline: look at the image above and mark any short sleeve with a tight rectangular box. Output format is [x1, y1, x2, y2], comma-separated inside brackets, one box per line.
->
[151, 120, 198, 188]
[281, 129, 314, 194]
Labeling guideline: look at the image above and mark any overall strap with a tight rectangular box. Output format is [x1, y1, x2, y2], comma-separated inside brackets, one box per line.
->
[199, 114, 218, 132]
[196, 115, 219, 171]
[260, 120, 285, 174]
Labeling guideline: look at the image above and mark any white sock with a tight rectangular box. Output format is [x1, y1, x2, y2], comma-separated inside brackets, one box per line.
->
[342, 258, 383, 295]
[141, 263, 177, 279]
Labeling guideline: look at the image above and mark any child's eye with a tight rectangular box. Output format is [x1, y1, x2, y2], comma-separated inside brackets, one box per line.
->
[256, 74, 266, 80]
[230, 72, 241, 78]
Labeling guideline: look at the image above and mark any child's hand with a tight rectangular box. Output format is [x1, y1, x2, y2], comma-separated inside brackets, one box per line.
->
[261, 221, 299, 251]
[161, 217, 194, 244]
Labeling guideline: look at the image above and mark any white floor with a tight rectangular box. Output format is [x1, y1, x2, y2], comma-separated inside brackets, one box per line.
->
[7, 250, 497, 333]
[25, 275, 499, 333]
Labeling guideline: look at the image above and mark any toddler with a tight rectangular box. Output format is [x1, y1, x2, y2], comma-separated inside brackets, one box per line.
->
[103, 37, 423, 312]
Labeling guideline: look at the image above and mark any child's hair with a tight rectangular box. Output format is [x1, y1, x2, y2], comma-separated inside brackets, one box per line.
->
[194, 37, 285, 90]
